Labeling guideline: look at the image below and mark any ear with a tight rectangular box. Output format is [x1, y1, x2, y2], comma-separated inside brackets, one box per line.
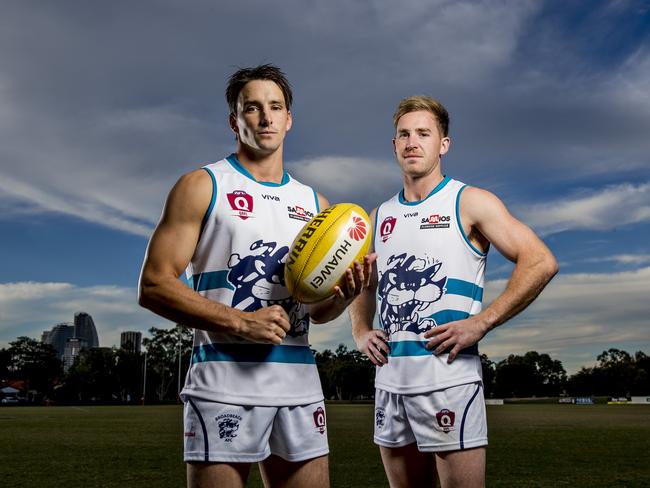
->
[285, 110, 293, 132]
[439, 136, 451, 156]
[229, 113, 239, 137]
[392, 138, 397, 154]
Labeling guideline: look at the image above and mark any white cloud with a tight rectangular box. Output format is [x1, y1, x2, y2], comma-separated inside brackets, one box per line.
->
[288, 156, 400, 210]
[481, 267, 650, 373]
[585, 254, 650, 266]
[0, 282, 171, 349]
[518, 182, 650, 235]
[2, 267, 648, 375]
[0, 175, 155, 237]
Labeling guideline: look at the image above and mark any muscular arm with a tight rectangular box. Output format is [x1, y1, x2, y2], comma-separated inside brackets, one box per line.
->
[424, 187, 558, 361]
[349, 208, 389, 365]
[310, 194, 375, 324]
[138, 169, 290, 344]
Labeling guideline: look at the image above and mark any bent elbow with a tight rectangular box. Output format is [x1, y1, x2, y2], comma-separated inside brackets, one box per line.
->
[137, 279, 157, 310]
[545, 254, 559, 282]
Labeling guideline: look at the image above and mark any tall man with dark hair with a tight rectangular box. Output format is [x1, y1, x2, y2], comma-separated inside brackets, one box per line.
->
[139, 64, 372, 488]
[350, 96, 558, 487]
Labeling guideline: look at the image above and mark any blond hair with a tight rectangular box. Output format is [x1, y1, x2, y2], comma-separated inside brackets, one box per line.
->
[392, 96, 450, 137]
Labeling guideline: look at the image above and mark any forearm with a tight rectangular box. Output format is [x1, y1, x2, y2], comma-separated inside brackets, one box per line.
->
[480, 251, 558, 332]
[310, 297, 347, 324]
[349, 288, 376, 344]
[138, 275, 244, 335]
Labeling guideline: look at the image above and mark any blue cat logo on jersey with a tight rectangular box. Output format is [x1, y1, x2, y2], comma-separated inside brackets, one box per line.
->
[377, 253, 447, 335]
[216, 413, 242, 442]
[227, 240, 309, 337]
[375, 407, 386, 429]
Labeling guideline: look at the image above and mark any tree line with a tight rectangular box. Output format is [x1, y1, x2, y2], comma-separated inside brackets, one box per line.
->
[1, 326, 648, 404]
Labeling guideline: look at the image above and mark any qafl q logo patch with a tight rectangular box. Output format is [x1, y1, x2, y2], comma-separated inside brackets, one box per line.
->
[313, 407, 326, 434]
[375, 407, 386, 429]
[380, 216, 396, 243]
[435, 409, 456, 433]
[216, 413, 242, 442]
[227, 190, 254, 220]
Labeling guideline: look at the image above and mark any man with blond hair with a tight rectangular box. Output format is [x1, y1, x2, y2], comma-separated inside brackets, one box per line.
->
[351, 96, 558, 487]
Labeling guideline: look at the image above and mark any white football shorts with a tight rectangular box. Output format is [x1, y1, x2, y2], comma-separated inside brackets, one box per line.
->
[183, 397, 329, 463]
[374, 382, 487, 452]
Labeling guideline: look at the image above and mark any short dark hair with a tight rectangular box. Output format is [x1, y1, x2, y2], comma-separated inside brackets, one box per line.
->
[226, 64, 293, 116]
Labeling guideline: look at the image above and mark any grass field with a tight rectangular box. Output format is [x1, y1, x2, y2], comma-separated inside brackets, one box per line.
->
[1, 403, 649, 487]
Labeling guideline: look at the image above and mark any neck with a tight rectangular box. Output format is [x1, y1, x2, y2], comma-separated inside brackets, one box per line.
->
[402, 170, 444, 202]
[235, 145, 285, 183]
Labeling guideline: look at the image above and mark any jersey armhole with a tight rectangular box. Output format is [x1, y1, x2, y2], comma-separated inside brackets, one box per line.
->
[372, 203, 383, 252]
[313, 189, 320, 213]
[199, 166, 217, 238]
[456, 185, 488, 258]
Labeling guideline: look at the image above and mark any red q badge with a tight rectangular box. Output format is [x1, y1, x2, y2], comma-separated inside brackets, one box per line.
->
[435, 409, 456, 433]
[380, 216, 396, 242]
[313, 407, 326, 434]
[227, 190, 254, 220]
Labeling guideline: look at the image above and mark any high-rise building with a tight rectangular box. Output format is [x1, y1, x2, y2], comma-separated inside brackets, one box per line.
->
[42, 312, 100, 367]
[43, 323, 75, 360]
[63, 338, 82, 372]
[74, 312, 99, 348]
[120, 331, 142, 353]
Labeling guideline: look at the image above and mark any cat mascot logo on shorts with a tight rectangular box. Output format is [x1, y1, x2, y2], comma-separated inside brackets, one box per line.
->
[227, 240, 309, 337]
[216, 415, 241, 442]
[377, 253, 447, 335]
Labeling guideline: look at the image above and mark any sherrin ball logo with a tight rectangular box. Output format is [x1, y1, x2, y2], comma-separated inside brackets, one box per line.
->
[285, 203, 371, 304]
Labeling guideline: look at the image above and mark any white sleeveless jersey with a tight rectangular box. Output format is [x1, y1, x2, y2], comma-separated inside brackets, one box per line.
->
[180, 154, 323, 407]
[373, 177, 486, 394]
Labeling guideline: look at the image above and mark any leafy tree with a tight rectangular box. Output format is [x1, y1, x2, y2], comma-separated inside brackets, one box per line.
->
[6, 337, 61, 398]
[64, 347, 121, 402]
[142, 325, 193, 402]
[567, 348, 649, 397]
[632, 351, 650, 395]
[0, 347, 11, 379]
[480, 354, 496, 398]
[494, 351, 566, 398]
[315, 345, 374, 400]
[114, 348, 144, 403]
[596, 348, 635, 396]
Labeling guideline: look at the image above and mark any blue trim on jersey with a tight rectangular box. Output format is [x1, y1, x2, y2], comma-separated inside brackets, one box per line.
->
[428, 309, 470, 325]
[398, 176, 451, 206]
[313, 190, 320, 212]
[460, 383, 481, 449]
[455, 185, 487, 257]
[193, 270, 235, 292]
[226, 154, 290, 187]
[201, 167, 217, 231]
[191, 343, 316, 364]
[372, 203, 383, 253]
[179, 271, 195, 289]
[445, 278, 483, 302]
[187, 397, 209, 461]
[387, 340, 478, 357]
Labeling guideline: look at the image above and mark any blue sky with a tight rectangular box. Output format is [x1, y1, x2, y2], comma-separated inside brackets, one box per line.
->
[1, 0, 649, 374]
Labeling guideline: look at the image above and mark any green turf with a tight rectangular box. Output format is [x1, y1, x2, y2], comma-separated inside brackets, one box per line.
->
[0, 404, 648, 487]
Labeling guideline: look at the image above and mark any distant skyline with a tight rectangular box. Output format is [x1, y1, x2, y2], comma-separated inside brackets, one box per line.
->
[1, 1, 649, 374]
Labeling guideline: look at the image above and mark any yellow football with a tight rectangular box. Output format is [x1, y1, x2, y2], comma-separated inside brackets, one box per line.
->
[285, 203, 371, 304]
